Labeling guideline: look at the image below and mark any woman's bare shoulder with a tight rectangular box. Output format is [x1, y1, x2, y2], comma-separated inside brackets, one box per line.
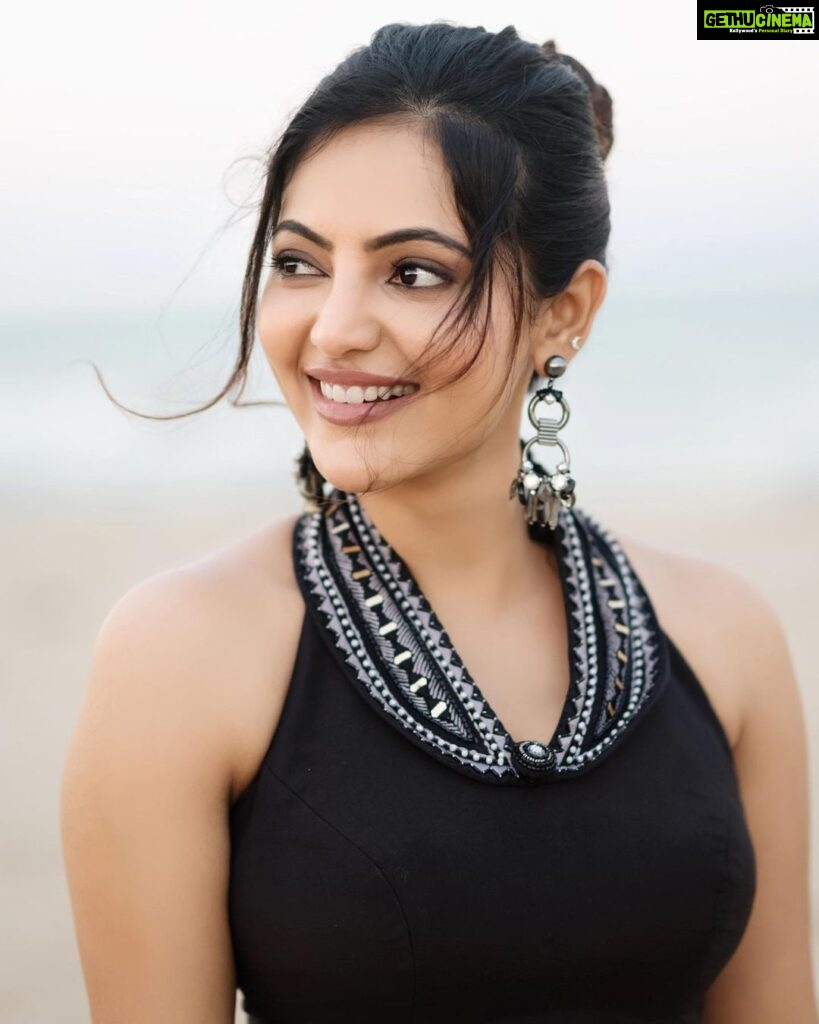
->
[99, 511, 307, 804]
[612, 530, 770, 753]
[186, 511, 308, 801]
[611, 540, 816, 1014]
[60, 512, 306, 1019]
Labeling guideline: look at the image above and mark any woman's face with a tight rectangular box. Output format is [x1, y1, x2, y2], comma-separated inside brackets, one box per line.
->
[256, 120, 535, 496]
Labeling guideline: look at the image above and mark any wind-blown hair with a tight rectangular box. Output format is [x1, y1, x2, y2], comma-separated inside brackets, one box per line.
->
[93, 22, 614, 498]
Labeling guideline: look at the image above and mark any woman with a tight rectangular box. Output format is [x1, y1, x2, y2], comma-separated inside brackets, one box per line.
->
[60, 22, 817, 1024]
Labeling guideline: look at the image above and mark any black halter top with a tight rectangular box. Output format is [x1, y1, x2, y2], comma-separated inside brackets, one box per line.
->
[228, 489, 756, 1023]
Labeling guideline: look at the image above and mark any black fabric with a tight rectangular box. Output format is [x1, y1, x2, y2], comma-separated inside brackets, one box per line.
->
[227, 524, 756, 1023]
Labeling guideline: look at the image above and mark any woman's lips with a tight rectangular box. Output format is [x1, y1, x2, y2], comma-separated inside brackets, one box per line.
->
[308, 376, 420, 425]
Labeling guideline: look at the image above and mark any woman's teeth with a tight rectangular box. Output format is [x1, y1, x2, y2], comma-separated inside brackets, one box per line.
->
[319, 381, 419, 404]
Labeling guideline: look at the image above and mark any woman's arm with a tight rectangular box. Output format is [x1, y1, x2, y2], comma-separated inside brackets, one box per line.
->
[60, 571, 242, 1023]
[700, 565, 818, 1023]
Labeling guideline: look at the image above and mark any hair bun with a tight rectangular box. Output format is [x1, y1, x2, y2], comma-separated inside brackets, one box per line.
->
[541, 39, 613, 162]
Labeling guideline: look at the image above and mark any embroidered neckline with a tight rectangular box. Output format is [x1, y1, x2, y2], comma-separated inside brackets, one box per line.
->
[292, 487, 670, 785]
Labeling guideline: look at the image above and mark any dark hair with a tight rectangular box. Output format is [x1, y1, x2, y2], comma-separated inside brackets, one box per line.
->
[93, 22, 613, 497]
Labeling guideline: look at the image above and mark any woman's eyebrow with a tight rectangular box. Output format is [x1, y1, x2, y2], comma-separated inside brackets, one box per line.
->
[271, 219, 470, 257]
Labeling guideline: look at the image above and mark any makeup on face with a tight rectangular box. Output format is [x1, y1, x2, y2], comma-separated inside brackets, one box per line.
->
[307, 374, 421, 426]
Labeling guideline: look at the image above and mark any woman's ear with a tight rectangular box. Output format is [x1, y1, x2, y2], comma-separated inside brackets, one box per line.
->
[530, 259, 608, 374]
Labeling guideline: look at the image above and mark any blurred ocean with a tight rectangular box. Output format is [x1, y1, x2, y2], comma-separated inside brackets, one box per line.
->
[1, 288, 817, 504]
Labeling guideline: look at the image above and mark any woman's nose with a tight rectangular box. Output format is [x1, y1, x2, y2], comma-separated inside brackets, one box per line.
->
[308, 275, 381, 357]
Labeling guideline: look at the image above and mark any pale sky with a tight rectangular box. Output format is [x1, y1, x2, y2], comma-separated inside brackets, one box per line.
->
[2, 0, 817, 316]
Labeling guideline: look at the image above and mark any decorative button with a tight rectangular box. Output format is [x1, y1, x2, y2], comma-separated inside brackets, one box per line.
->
[511, 739, 557, 779]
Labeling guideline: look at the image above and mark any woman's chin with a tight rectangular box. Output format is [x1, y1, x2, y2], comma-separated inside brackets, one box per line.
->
[310, 459, 393, 498]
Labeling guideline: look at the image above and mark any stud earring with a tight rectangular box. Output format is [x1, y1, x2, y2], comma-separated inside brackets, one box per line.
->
[509, 353, 577, 530]
[570, 335, 583, 351]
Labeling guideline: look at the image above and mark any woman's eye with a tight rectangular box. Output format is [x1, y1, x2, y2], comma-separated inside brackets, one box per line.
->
[268, 254, 319, 277]
[267, 253, 451, 289]
[390, 261, 451, 289]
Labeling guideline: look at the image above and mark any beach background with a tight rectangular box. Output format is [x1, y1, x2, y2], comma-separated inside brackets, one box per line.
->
[1, 2, 818, 1020]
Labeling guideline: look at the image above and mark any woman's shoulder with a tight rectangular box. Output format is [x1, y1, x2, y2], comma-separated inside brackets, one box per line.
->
[192, 511, 308, 800]
[611, 527, 784, 753]
[610, 531, 815, 1014]
[184, 511, 308, 802]
[96, 511, 307, 805]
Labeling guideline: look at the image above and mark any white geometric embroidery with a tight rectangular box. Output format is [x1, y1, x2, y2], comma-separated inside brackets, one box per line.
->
[294, 488, 669, 785]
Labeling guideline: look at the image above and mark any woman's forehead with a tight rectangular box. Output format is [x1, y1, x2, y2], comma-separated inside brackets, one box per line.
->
[281, 124, 464, 239]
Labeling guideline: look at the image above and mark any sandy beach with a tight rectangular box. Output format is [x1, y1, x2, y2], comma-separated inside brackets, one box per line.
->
[2, 479, 817, 1021]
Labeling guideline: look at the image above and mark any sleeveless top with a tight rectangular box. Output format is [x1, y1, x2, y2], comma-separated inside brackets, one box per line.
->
[227, 488, 757, 1024]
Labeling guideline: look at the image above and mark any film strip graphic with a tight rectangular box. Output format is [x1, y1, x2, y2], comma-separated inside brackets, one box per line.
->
[765, 6, 815, 34]
[785, 6, 816, 33]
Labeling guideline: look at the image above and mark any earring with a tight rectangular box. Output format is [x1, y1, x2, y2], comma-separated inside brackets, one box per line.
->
[570, 335, 583, 351]
[509, 353, 577, 530]
[294, 441, 328, 512]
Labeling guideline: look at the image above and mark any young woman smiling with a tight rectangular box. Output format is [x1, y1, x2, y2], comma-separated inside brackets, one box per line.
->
[60, 23, 817, 1024]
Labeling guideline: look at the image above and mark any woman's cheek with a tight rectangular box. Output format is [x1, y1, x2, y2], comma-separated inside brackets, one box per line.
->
[255, 300, 278, 365]
[257, 303, 298, 381]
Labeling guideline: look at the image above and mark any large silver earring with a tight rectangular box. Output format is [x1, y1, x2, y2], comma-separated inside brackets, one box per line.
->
[294, 441, 328, 512]
[509, 353, 577, 530]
